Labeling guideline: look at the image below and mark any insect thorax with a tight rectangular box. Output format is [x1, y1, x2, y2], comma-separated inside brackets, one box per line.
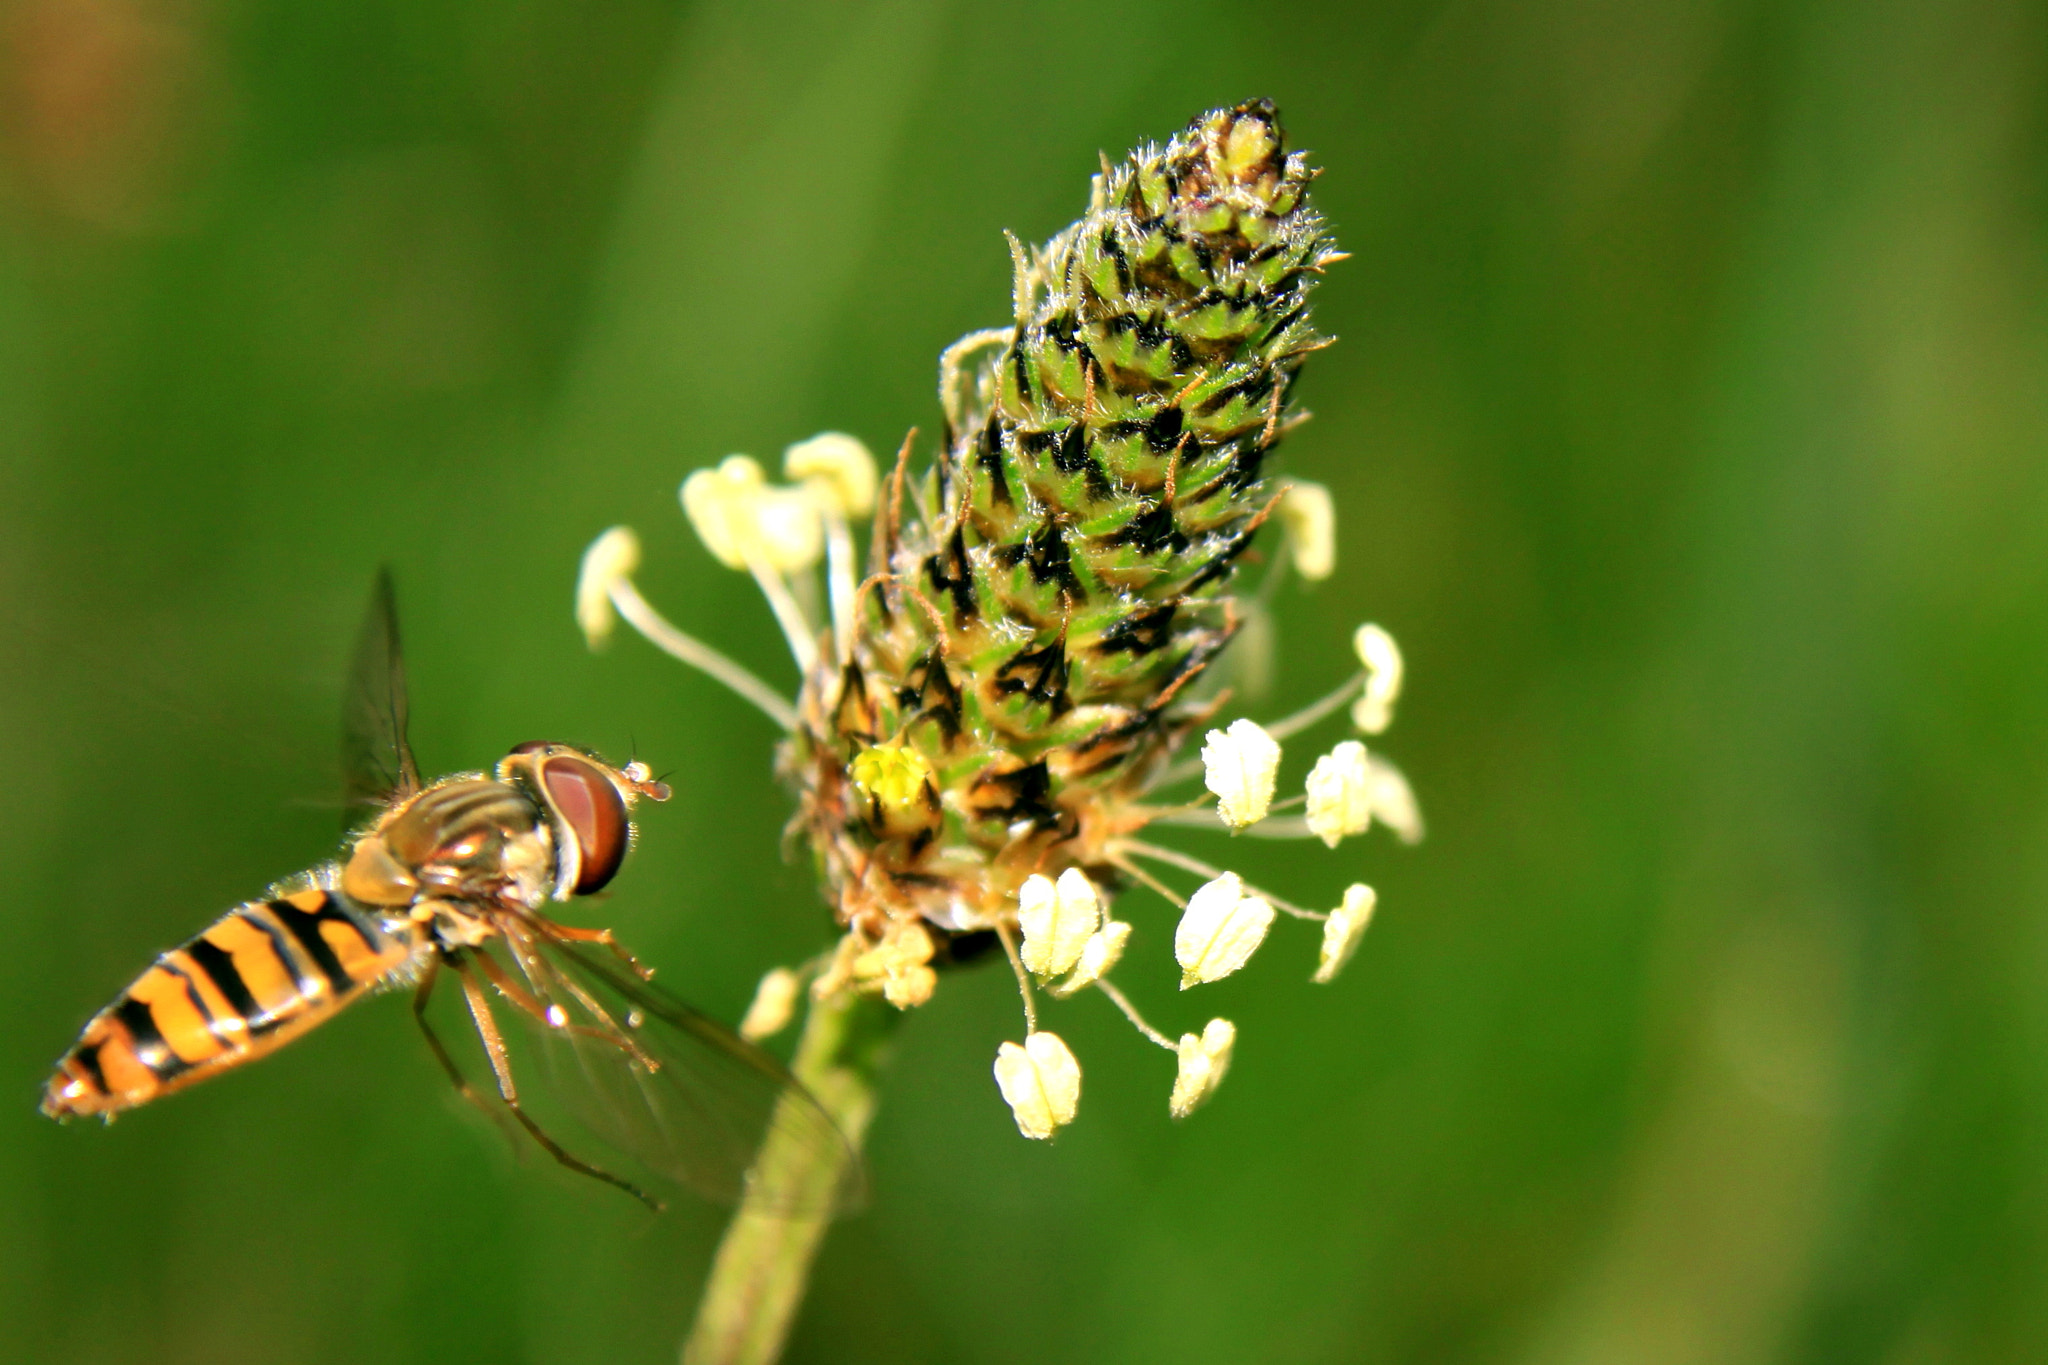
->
[342, 776, 559, 914]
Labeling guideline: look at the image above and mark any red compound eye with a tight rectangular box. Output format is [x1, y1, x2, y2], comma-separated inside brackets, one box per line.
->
[541, 754, 629, 894]
[510, 740, 553, 755]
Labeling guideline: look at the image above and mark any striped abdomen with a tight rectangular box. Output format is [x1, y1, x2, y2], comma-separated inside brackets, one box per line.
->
[43, 888, 421, 1119]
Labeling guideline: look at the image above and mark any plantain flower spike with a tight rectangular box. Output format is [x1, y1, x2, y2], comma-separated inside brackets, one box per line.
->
[590, 101, 1424, 1137]
[1204, 719, 1282, 829]
[994, 1032, 1081, 1140]
[1169, 1018, 1238, 1118]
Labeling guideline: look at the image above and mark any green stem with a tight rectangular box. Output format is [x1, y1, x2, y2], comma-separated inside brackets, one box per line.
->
[682, 991, 895, 1365]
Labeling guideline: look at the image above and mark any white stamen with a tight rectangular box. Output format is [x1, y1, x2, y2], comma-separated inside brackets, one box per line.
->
[1304, 740, 1373, 848]
[1175, 872, 1277, 988]
[1314, 884, 1377, 983]
[1351, 624, 1404, 734]
[1169, 1017, 1237, 1118]
[1366, 754, 1424, 844]
[993, 1032, 1081, 1140]
[1202, 719, 1282, 829]
[1017, 870, 1100, 980]
[575, 526, 641, 648]
[1277, 482, 1335, 581]
[784, 432, 878, 518]
[680, 457, 825, 671]
[681, 456, 822, 573]
[739, 966, 802, 1041]
[1050, 920, 1132, 999]
[595, 562, 798, 730]
[821, 509, 857, 660]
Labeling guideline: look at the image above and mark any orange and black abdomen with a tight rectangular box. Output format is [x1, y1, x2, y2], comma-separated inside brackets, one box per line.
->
[43, 888, 419, 1119]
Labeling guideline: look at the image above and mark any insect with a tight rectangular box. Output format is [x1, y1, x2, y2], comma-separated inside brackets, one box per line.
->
[41, 572, 848, 1213]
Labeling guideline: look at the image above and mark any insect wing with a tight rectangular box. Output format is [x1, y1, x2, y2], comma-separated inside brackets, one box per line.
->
[341, 568, 421, 814]
[495, 926, 861, 1216]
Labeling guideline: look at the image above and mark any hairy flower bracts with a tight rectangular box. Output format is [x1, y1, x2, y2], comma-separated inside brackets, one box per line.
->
[580, 101, 1420, 1138]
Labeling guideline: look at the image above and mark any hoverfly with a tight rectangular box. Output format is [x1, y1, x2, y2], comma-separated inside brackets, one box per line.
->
[42, 572, 848, 1213]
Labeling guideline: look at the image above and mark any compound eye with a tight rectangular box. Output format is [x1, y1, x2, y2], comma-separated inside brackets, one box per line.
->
[541, 754, 629, 894]
[510, 740, 554, 756]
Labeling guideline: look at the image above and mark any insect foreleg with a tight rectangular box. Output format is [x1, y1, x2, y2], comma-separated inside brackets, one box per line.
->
[451, 956, 663, 1213]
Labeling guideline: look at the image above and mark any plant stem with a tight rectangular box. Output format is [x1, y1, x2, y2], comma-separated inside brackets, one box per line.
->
[682, 991, 895, 1365]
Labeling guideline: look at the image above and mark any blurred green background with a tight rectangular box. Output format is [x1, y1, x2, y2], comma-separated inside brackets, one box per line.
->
[2, 0, 2044, 1361]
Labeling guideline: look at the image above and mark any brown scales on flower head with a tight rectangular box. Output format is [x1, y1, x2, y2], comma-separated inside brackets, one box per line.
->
[583, 100, 1420, 1135]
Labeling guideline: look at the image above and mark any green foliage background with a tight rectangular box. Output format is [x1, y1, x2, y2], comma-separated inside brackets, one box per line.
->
[2, 1, 2044, 1360]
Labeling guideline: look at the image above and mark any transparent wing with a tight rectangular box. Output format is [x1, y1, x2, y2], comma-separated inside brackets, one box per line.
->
[341, 568, 420, 814]
[486, 917, 862, 1216]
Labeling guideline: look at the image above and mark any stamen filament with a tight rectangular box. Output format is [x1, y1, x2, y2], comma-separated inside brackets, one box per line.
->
[1263, 672, 1365, 742]
[994, 920, 1038, 1033]
[1094, 978, 1177, 1051]
[606, 579, 799, 730]
[744, 553, 821, 674]
[1233, 816, 1319, 841]
[1256, 544, 1290, 604]
[1107, 851, 1188, 908]
[1146, 794, 1304, 828]
[1155, 672, 1365, 786]
[1118, 839, 1325, 921]
[822, 508, 858, 661]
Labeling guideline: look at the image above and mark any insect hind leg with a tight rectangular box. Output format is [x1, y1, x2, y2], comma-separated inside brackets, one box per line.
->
[412, 958, 519, 1138]
[450, 955, 664, 1213]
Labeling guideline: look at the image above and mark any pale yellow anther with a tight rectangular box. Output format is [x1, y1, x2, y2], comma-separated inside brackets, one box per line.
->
[1367, 754, 1424, 845]
[1018, 869, 1100, 979]
[1049, 919, 1131, 998]
[1277, 482, 1336, 581]
[575, 526, 641, 648]
[1169, 1018, 1237, 1118]
[681, 455, 765, 569]
[993, 1031, 1081, 1140]
[1175, 873, 1276, 988]
[738, 966, 802, 1041]
[784, 431, 878, 518]
[849, 743, 934, 812]
[1313, 884, 1377, 984]
[851, 919, 937, 1009]
[681, 455, 823, 573]
[1202, 718, 1281, 829]
[1304, 740, 1373, 848]
[1351, 623, 1404, 734]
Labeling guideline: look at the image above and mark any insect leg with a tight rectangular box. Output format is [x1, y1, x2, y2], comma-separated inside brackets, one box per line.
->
[498, 926, 665, 1073]
[410, 957, 514, 1130]
[451, 956, 664, 1213]
[467, 946, 646, 1064]
[532, 918, 651, 978]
